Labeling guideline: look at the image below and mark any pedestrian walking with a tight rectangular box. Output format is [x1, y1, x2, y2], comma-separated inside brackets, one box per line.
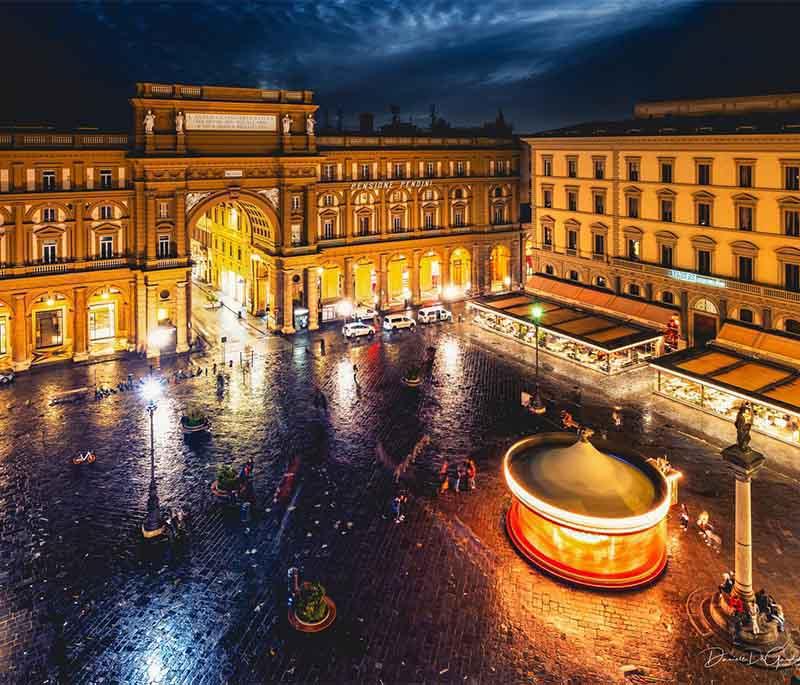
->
[391, 493, 406, 523]
[679, 503, 689, 531]
[455, 461, 467, 492]
[438, 460, 450, 494]
[466, 459, 477, 490]
[320, 338, 326, 355]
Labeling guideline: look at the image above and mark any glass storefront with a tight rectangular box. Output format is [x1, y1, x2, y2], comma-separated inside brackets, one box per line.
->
[89, 303, 115, 341]
[469, 302, 659, 375]
[0, 318, 6, 356]
[655, 369, 800, 446]
[35, 309, 63, 348]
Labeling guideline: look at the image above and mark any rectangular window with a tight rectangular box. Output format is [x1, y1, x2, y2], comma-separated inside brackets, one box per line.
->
[567, 191, 577, 212]
[697, 202, 711, 226]
[660, 162, 673, 184]
[738, 206, 753, 231]
[738, 256, 753, 283]
[35, 309, 63, 348]
[567, 230, 578, 251]
[567, 158, 577, 178]
[291, 195, 300, 211]
[42, 170, 56, 191]
[593, 233, 605, 256]
[291, 223, 302, 245]
[323, 220, 334, 239]
[627, 239, 640, 260]
[100, 236, 114, 259]
[393, 163, 404, 179]
[738, 165, 753, 188]
[456, 161, 465, 177]
[426, 161, 435, 177]
[543, 189, 552, 208]
[785, 166, 800, 191]
[786, 263, 800, 292]
[359, 215, 370, 235]
[697, 163, 711, 185]
[359, 164, 370, 180]
[99, 169, 113, 189]
[158, 235, 170, 258]
[322, 164, 335, 181]
[42, 242, 57, 263]
[542, 158, 552, 177]
[593, 159, 605, 179]
[453, 211, 464, 227]
[660, 199, 673, 222]
[158, 201, 169, 219]
[42, 207, 57, 223]
[100, 205, 113, 220]
[493, 206, 505, 224]
[785, 209, 800, 236]
[424, 213, 434, 229]
[698, 250, 712, 275]
[660, 244, 673, 267]
[543, 226, 553, 246]
[593, 194, 605, 215]
[627, 161, 639, 181]
[627, 196, 639, 218]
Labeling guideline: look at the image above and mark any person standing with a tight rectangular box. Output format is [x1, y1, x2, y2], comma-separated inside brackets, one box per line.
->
[466, 459, 477, 490]
[438, 460, 450, 494]
[455, 461, 467, 492]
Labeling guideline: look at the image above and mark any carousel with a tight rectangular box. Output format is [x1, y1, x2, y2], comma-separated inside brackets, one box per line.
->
[504, 430, 671, 589]
[180, 404, 210, 435]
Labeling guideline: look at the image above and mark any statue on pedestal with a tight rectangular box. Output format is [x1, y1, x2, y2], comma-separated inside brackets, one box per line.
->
[735, 401, 753, 451]
[144, 110, 156, 135]
[282, 114, 292, 135]
[306, 114, 315, 136]
[175, 111, 185, 134]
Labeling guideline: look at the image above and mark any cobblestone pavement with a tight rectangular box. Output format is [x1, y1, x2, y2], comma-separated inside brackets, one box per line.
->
[0, 309, 798, 685]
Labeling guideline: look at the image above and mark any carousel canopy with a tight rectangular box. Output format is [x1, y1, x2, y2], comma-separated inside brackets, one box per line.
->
[507, 437, 660, 518]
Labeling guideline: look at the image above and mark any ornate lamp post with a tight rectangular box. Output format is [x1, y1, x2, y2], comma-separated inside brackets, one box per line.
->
[141, 378, 164, 538]
[530, 303, 546, 415]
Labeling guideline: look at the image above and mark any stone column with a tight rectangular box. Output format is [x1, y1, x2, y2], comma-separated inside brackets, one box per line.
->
[510, 239, 521, 289]
[472, 244, 482, 293]
[73, 286, 89, 361]
[344, 257, 354, 300]
[282, 270, 296, 334]
[127, 278, 138, 350]
[175, 281, 189, 352]
[411, 250, 421, 305]
[378, 254, 388, 310]
[14, 205, 25, 266]
[11, 292, 29, 371]
[175, 190, 187, 258]
[441, 248, 451, 289]
[307, 268, 320, 331]
[146, 283, 159, 358]
[145, 191, 157, 261]
[733, 473, 755, 601]
[268, 268, 280, 331]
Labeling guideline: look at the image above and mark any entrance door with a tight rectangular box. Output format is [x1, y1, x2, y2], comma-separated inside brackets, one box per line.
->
[89, 303, 115, 341]
[693, 313, 717, 348]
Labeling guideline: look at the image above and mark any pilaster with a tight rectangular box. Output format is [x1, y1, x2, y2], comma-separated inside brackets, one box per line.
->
[13, 204, 24, 266]
[307, 268, 319, 331]
[175, 281, 189, 352]
[73, 286, 89, 361]
[11, 292, 30, 371]
[175, 190, 187, 257]
[145, 191, 157, 261]
[146, 283, 159, 357]
[411, 250, 421, 305]
[281, 270, 296, 334]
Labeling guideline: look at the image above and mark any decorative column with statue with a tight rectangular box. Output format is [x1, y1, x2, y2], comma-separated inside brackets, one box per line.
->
[709, 401, 797, 663]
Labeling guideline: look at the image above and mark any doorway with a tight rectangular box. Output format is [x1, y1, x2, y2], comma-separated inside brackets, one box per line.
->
[693, 313, 717, 348]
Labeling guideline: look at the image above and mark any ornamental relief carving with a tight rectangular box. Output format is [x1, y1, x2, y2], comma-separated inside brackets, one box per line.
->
[185, 192, 213, 213]
[256, 188, 279, 208]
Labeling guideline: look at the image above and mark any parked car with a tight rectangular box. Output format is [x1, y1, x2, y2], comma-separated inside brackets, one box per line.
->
[342, 321, 376, 339]
[383, 314, 416, 332]
[417, 304, 452, 324]
[354, 305, 378, 320]
[0, 370, 15, 385]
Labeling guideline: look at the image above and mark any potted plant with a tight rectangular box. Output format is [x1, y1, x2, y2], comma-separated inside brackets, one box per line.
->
[211, 463, 239, 501]
[180, 404, 210, 434]
[205, 292, 221, 309]
[290, 580, 336, 632]
[401, 364, 422, 387]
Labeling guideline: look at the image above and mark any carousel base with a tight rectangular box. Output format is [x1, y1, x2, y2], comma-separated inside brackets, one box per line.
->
[506, 500, 667, 590]
[707, 592, 798, 665]
[288, 596, 337, 633]
[141, 523, 165, 539]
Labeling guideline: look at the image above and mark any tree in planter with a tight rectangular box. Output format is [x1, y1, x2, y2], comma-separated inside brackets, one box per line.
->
[295, 581, 328, 623]
[216, 464, 239, 492]
[182, 404, 207, 427]
[206, 292, 219, 305]
[404, 365, 421, 381]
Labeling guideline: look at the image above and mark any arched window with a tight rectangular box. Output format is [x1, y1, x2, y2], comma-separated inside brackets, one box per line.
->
[595, 275, 607, 288]
[694, 298, 718, 314]
[454, 189, 463, 199]
[544, 264, 555, 276]
[493, 187, 502, 198]
[628, 283, 641, 297]
[568, 270, 579, 281]
[786, 319, 800, 336]
[661, 291, 674, 305]
[739, 308, 754, 324]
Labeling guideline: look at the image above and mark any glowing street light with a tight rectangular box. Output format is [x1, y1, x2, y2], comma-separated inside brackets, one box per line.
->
[530, 303, 546, 415]
[141, 378, 165, 538]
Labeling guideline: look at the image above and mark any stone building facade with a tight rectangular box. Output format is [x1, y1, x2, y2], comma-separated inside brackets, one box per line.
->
[0, 82, 522, 370]
[523, 95, 800, 347]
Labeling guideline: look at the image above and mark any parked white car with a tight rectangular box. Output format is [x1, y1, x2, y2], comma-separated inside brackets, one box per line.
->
[383, 314, 416, 332]
[342, 321, 376, 339]
[354, 305, 378, 320]
[417, 304, 452, 324]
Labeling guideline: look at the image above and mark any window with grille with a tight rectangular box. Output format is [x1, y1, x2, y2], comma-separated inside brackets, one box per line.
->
[493, 206, 505, 224]
[323, 165, 335, 180]
[323, 194, 334, 207]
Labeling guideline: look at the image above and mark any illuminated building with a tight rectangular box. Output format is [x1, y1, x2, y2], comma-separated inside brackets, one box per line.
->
[523, 94, 800, 349]
[0, 82, 522, 370]
[504, 432, 670, 589]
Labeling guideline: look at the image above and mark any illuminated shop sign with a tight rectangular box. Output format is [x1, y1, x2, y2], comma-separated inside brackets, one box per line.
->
[668, 269, 726, 289]
[349, 179, 432, 191]
[185, 113, 277, 131]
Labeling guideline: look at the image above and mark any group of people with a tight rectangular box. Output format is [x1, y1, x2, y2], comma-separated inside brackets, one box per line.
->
[438, 458, 477, 494]
[719, 572, 785, 637]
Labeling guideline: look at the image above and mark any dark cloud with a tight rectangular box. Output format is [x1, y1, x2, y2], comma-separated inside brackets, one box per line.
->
[2, 1, 799, 132]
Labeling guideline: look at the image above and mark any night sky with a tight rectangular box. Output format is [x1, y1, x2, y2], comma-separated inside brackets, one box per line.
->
[4, 1, 800, 133]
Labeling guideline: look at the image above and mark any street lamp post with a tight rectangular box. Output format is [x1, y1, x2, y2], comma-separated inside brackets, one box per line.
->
[531, 303, 546, 415]
[141, 379, 164, 538]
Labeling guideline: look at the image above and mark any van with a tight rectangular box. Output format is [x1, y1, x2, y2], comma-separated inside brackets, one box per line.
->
[382, 314, 416, 331]
[417, 304, 452, 324]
